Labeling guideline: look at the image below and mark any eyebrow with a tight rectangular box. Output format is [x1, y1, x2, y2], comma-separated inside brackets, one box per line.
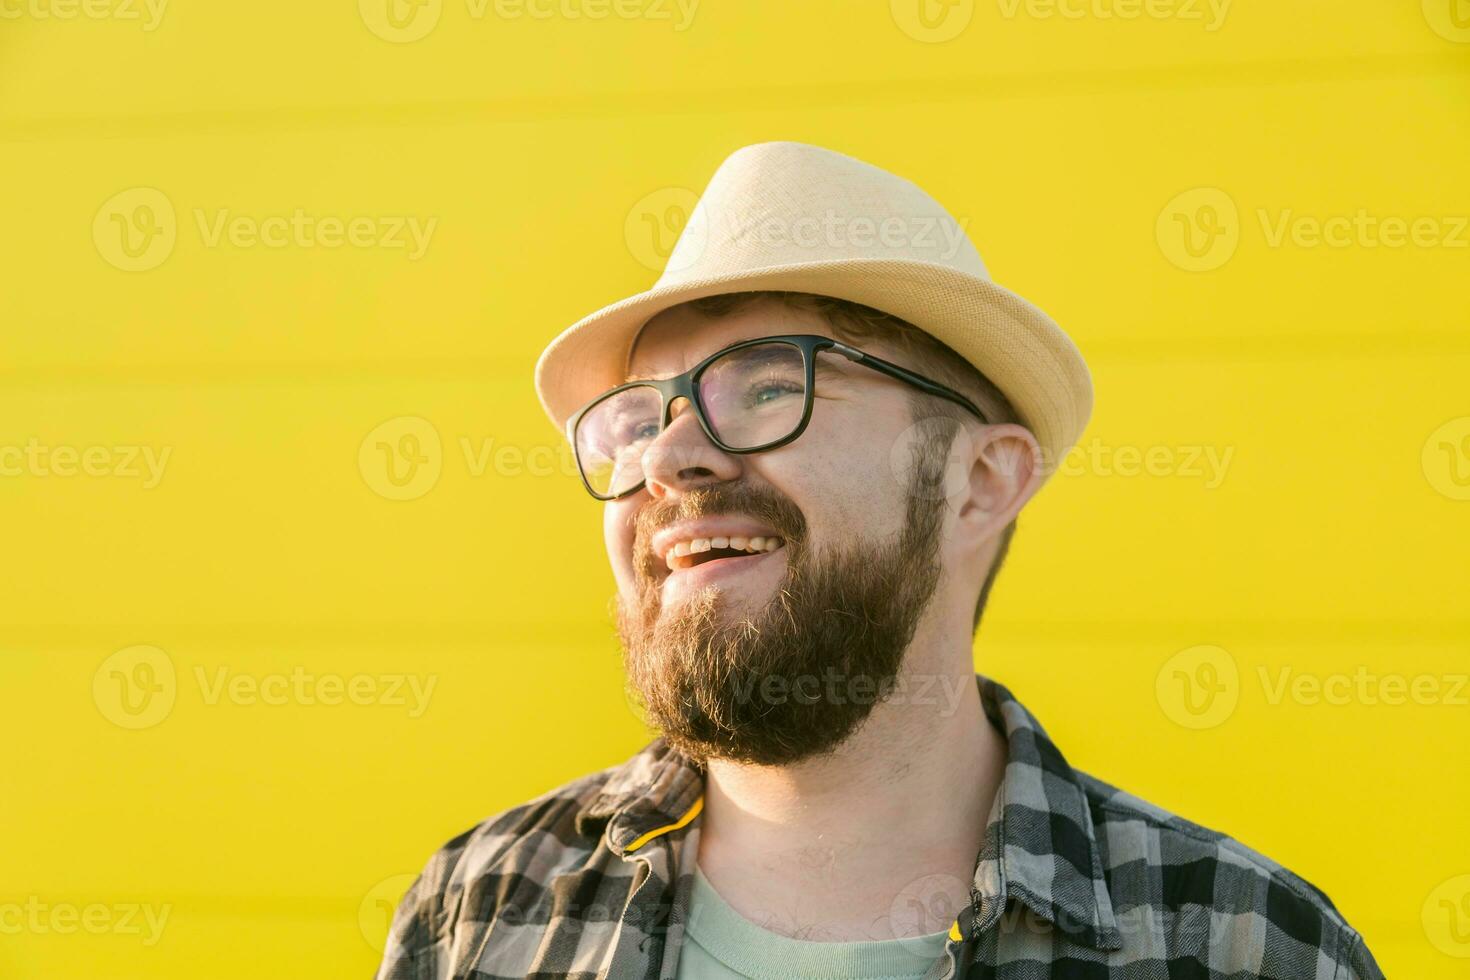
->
[622, 348, 857, 386]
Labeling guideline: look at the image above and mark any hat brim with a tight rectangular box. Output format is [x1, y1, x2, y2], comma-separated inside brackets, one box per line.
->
[534, 257, 1091, 476]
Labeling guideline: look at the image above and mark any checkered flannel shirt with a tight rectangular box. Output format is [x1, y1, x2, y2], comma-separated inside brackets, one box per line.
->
[377, 676, 1384, 979]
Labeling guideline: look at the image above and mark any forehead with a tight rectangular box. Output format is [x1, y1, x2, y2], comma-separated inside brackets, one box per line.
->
[624, 297, 838, 382]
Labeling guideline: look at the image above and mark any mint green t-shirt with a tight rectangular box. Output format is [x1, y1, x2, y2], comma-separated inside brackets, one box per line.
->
[675, 864, 950, 980]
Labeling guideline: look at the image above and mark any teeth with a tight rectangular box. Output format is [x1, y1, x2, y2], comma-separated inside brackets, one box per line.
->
[662, 534, 784, 572]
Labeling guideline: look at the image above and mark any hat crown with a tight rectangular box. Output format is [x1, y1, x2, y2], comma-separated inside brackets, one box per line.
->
[535, 140, 1092, 486]
[658, 141, 989, 286]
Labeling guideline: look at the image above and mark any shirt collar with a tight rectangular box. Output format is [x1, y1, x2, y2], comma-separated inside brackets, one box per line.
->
[970, 675, 1122, 951]
[576, 674, 1121, 951]
[574, 736, 704, 850]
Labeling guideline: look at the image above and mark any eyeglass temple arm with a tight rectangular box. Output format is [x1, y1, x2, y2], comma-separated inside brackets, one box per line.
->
[827, 342, 990, 424]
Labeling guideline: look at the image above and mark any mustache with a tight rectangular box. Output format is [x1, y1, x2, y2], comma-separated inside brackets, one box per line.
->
[631, 483, 808, 584]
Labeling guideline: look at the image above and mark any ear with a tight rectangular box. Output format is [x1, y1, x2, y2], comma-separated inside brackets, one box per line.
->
[951, 422, 1043, 548]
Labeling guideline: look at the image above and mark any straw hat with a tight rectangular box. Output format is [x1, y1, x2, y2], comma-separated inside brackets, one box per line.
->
[534, 141, 1091, 476]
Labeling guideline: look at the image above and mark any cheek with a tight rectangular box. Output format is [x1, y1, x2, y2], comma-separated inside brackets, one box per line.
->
[603, 501, 639, 592]
[756, 429, 906, 544]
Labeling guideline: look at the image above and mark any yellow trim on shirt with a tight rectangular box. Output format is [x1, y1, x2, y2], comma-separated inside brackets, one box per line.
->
[624, 794, 704, 853]
[948, 919, 963, 942]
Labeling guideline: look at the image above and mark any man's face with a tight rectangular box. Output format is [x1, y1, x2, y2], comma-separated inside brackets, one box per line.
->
[605, 298, 957, 765]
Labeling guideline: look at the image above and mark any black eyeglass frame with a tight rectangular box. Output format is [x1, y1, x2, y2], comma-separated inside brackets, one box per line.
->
[566, 333, 990, 501]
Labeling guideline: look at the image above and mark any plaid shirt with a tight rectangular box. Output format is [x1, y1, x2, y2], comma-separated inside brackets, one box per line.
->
[377, 676, 1384, 979]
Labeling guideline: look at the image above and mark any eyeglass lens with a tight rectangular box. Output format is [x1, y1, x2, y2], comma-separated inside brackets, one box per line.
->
[573, 340, 809, 498]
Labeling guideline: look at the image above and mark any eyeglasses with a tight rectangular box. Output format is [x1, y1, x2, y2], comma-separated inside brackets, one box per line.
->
[567, 333, 989, 500]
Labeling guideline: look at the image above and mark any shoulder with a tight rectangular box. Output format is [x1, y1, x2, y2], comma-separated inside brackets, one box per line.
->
[1076, 771, 1383, 978]
[378, 763, 622, 972]
[417, 762, 618, 903]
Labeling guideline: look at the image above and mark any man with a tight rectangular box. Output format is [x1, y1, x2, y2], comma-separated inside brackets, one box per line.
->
[377, 142, 1382, 979]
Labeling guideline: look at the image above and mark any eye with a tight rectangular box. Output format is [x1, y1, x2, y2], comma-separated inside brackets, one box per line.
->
[748, 377, 803, 406]
[603, 413, 659, 451]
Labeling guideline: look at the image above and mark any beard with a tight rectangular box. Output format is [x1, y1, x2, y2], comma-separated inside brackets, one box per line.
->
[616, 438, 951, 767]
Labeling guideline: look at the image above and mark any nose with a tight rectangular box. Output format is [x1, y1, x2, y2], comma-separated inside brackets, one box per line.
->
[641, 397, 741, 497]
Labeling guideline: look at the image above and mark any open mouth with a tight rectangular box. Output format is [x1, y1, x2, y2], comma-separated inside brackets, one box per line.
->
[664, 535, 785, 574]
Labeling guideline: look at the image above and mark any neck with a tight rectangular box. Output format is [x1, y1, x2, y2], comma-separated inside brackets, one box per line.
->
[694, 647, 1007, 942]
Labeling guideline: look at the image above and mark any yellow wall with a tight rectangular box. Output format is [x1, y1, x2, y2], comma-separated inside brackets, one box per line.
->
[2, 2, 1467, 976]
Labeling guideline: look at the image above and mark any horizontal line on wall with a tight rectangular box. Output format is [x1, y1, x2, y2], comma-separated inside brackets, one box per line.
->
[1079, 328, 1470, 361]
[1, 53, 1465, 143]
[3, 619, 1466, 648]
[0, 890, 366, 919]
[1, 330, 1466, 386]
